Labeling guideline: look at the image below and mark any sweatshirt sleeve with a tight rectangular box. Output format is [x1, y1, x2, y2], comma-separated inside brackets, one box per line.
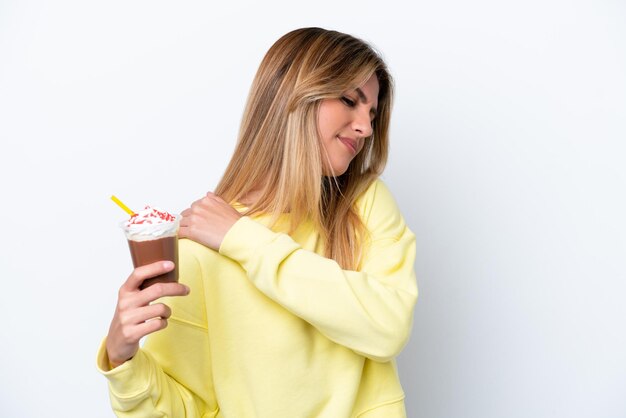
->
[96, 240, 219, 417]
[219, 179, 418, 362]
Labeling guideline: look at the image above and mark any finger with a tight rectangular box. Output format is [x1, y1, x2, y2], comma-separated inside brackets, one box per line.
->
[132, 317, 169, 341]
[205, 192, 224, 205]
[181, 206, 206, 218]
[135, 282, 190, 306]
[178, 225, 189, 239]
[178, 225, 196, 240]
[179, 215, 190, 228]
[188, 202, 213, 220]
[121, 261, 175, 293]
[122, 303, 172, 326]
[191, 195, 212, 209]
[178, 216, 207, 240]
[178, 216, 197, 232]
[179, 212, 202, 227]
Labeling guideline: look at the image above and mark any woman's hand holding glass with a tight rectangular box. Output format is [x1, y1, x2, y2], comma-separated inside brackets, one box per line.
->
[105, 261, 190, 369]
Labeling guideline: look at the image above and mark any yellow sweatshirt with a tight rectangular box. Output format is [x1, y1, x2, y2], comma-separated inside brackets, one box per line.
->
[97, 179, 418, 417]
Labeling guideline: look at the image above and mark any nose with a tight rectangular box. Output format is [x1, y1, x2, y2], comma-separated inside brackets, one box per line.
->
[352, 108, 373, 138]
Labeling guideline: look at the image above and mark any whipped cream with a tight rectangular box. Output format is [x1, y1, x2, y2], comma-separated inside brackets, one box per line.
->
[122, 206, 179, 241]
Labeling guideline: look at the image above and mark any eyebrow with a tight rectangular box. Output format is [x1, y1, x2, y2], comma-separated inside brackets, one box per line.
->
[355, 87, 378, 117]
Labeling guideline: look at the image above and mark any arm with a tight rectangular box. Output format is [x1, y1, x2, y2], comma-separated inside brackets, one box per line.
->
[97, 241, 218, 417]
[219, 180, 418, 362]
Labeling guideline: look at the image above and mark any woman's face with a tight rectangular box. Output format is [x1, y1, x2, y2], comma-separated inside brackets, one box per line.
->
[317, 74, 379, 176]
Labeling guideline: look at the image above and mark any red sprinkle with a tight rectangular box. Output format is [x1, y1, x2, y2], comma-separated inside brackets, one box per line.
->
[128, 205, 175, 225]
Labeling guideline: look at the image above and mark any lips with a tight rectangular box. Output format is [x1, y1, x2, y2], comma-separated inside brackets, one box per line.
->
[337, 136, 357, 154]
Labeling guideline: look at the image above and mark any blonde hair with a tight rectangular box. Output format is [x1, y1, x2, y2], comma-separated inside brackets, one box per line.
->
[215, 27, 393, 270]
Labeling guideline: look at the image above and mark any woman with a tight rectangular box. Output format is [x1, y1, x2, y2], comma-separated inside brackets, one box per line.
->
[98, 27, 418, 417]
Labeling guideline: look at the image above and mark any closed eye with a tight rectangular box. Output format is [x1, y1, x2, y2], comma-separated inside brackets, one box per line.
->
[340, 96, 356, 107]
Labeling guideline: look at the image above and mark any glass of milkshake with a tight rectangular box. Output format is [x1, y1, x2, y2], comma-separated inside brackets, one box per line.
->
[121, 206, 180, 290]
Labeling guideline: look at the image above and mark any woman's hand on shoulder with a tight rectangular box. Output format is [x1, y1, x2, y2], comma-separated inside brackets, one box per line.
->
[179, 192, 242, 251]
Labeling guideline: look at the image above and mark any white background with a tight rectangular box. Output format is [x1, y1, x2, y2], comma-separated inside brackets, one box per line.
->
[1, 1, 625, 417]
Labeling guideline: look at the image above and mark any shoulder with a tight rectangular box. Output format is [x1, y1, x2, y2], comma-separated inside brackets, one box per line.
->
[356, 178, 399, 213]
[179, 237, 243, 280]
[356, 178, 407, 240]
[177, 238, 233, 295]
[178, 238, 227, 281]
[179, 237, 219, 264]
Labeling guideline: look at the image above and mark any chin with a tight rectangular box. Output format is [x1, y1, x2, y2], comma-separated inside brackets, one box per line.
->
[323, 166, 349, 177]
[322, 157, 355, 177]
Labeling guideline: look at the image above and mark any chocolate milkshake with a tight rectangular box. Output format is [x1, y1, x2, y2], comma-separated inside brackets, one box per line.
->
[121, 206, 180, 290]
